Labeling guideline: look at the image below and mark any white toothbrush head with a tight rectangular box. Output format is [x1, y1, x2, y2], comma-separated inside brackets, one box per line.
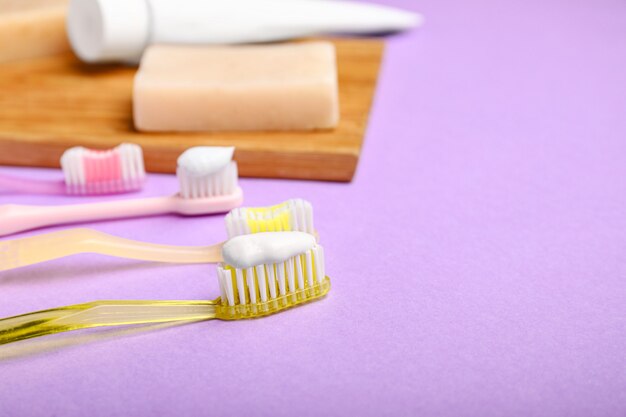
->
[176, 146, 239, 199]
[60, 143, 145, 195]
[225, 199, 314, 238]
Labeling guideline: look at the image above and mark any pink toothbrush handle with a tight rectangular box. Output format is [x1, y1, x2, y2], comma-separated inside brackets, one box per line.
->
[0, 188, 243, 236]
[0, 174, 66, 195]
[0, 197, 175, 236]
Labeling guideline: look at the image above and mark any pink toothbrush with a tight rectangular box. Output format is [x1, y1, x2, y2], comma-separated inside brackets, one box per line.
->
[0, 146, 243, 236]
[0, 143, 145, 195]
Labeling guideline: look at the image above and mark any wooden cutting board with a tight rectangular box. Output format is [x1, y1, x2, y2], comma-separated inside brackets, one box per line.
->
[0, 0, 69, 63]
[0, 38, 384, 182]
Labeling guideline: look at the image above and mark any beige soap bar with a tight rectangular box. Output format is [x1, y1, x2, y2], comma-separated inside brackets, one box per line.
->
[133, 42, 339, 132]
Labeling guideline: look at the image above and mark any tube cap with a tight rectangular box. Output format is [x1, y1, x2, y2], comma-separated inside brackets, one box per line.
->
[67, 0, 150, 63]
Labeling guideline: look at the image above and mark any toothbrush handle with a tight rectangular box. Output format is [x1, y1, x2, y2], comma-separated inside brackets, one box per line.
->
[0, 300, 217, 345]
[0, 174, 66, 195]
[0, 196, 177, 236]
[0, 188, 244, 236]
[0, 228, 223, 271]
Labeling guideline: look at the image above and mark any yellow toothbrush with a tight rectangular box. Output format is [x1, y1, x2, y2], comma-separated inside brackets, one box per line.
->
[0, 237, 329, 345]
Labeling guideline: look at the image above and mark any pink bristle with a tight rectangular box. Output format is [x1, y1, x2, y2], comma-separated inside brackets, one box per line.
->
[61, 144, 145, 195]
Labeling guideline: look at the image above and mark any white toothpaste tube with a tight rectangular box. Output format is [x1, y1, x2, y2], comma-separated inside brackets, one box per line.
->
[66, 0, 423, 63]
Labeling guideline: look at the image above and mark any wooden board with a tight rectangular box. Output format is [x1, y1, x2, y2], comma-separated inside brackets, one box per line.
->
[0, 39, 384, 182]
[0, 0, 69, 63]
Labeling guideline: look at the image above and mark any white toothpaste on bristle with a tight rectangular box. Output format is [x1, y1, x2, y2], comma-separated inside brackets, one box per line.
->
[177, 147, 234, 177]
[222, 232, 316, 269]
[176, 146, 238, 199]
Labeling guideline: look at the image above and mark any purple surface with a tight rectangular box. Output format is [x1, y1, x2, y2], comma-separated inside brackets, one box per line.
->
[1, 0, 626, 415]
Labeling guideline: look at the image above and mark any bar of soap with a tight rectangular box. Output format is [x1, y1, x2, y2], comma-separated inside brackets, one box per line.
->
[133, 42, 339, 132]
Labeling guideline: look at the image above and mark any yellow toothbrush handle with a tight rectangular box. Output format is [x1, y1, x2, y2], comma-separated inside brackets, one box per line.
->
[0, 228, 224, 272]
[0, 300, 218, 345]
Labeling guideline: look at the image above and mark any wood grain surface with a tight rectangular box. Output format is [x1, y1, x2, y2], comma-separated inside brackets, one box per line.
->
[0, 38, 383, 181]
[0, 0, 69, 63]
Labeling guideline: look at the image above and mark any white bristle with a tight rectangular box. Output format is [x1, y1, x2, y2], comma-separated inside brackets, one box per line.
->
[176, 146, 238, 199]
[245, 267, 257, 304]
[276, 261, 287, 296]
[61, 147, 86, 192]
[313, 245, 325, 284]
[119, 143, 146, 187]
[216, 245, 325, 307]
[225, 198, 314, 238]
[235, 268, 246, 305]
[285, 257, 296, 293]
[267, 265, 277, 299]
[217, 268, 229, 302]
[177, 161, 238, 199]
[256, 265, 268, 302]
[305, 251, 314, 287]
[60, 143, 145, 195]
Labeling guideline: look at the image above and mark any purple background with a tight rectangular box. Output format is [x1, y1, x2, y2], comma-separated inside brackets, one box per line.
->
[1, 0, 626, 415]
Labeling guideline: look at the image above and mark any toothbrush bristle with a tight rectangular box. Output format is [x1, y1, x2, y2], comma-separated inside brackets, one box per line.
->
[216, 244, 327, 318]
[177, 161, 239, 199]
[225, 199, 314, 238]
[60, 143, 145, 195]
